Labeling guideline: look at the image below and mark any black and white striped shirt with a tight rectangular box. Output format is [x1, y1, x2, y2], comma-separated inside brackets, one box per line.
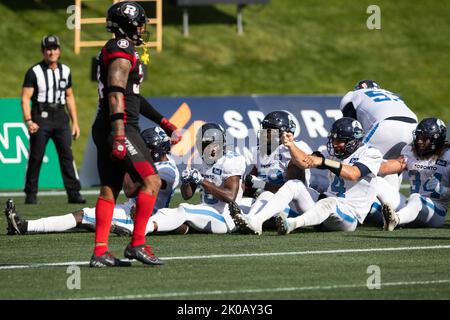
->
[23, 61, 72, 106]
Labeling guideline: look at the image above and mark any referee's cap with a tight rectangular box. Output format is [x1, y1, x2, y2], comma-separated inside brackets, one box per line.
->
[41, 35, 61, 50]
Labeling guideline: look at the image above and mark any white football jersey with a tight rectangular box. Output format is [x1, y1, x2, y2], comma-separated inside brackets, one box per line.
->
[339, 89, 417, 131]
[256, 141, 313, 186]
[194, 151, 246, 212]
[402, 145, 450, 211]
[324, 144, 383, 223]
[124, 155, 179, 213]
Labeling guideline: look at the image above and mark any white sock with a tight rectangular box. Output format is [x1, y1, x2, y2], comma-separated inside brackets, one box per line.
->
[149, 207, 186, 232]
[27, 213, 77, 233]
[397, 194, 422, 225]
[252, 180, 314, 226]
[291, 197, 337, 229]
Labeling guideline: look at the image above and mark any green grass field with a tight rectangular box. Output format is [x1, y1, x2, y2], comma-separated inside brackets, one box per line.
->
[1, 194, 449, 300]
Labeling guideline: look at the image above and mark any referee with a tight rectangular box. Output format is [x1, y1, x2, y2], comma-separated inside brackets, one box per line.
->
[21, 35, 85, 205]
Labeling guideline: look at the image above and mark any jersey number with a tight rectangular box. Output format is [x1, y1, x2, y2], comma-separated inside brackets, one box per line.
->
[364, 90, 402, 103]
[408, 170, 442, 199]
[331, 176, 346, 198]
[202, 189, 219, 205]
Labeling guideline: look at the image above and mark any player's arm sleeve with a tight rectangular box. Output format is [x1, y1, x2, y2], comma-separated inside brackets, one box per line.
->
[158, 166, 176, 190]
[354, 147, 383, 177]
[139, 96, 164, 124]
[222, 155, 247, 179]
[22, 68, 36, 88]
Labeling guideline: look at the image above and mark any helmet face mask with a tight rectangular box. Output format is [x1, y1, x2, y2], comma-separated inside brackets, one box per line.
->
[327, 118, 365, 159]
[354, 79, 380, 91]
[141, 127, 171, 162]
[259, 111, 296, 155]
[413, 118, 447, 157]
[106, 1, 148, 46]
[196, 123, 226, 165]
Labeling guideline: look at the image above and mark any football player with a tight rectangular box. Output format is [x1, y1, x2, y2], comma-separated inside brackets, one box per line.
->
[340, 80, 417, 189]
[379, 118, 449, 230]
[231, 117, 383, 235]
[240, 111, 312, 222]
[5, 127, 180, 236]
[145, 123, 246, 234]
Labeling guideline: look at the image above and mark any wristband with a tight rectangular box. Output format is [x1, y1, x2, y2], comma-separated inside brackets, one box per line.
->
[323, 158, 343, 176]
[24, 118, 32, 123]
[107, 86, 126, 94]
[110, 113, 125, 122]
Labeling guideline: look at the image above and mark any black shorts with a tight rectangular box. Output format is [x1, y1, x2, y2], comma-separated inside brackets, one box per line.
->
[92, 120, 158, 190]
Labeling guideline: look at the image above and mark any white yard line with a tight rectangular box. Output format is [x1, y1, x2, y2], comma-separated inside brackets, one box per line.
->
[85, 279, 450, 300]
[0, 189, 182, 197]
[1, 244, 450, 270]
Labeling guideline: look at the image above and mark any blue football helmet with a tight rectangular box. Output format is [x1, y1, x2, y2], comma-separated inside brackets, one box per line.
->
[327, 117, 365, 159]
[354, 79, 380, 90]
[413, 117, 447, 157]
[259, 111, 296, 153]
[196, 123, 226, 164]
[141, 127, 171, 162]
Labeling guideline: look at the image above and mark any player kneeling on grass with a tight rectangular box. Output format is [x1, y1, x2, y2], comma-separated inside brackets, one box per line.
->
[378, 118, 449, 231]
[230, 117, 383, 235]
[5, 127, 180, 236]
[145, 123, 246, 234]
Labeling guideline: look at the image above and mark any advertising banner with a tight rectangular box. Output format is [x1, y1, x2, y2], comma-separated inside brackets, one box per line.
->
[80, 95, 342, 188]
[0, 98, 63, 190]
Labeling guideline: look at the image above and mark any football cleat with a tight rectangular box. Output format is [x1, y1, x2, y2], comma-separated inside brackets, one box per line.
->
[275, 215, 294, 235]
[124, 244, 164, 266]
[172, 223, 190, 235]
[110, 223, 132, 236]
[382, 204, 399, 231]
[89, 252, 132, 267]
[229, 201, 262, 235]
[4, 199, 27, 235]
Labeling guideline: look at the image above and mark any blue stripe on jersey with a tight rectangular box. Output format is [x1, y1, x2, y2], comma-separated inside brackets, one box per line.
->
[364, 122, 380, 143]
[283, 207, 300, 217]
[420, 196, 447, 217]
[336, 206, 357, 223]
[184, 207, 226, 223]
[83, 215, 133, 225]
[371, 201, 382, 212]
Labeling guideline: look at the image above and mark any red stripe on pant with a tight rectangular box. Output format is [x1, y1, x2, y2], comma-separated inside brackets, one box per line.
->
[133, 161, 156, 180]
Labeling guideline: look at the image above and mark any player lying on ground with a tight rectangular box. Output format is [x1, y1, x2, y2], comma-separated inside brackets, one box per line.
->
[339, 79, 417, 190]
[240, 111, 312, 225]
[230, 117, 383, 235]
[5, 127, 180, 236]
[378, 117, 449, 230]
[143, 122, 246, 234]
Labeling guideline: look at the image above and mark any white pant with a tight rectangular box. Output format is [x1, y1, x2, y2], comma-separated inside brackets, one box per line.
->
[398, 193, 447, 228]
[82, 204, 134, 231]
[364, 119, 416, 190]
[152, 203, 236, 234]
[364, 119, 416, 159]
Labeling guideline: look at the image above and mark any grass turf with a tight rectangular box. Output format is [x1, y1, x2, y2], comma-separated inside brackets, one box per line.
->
[0, 194, 449, 299]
